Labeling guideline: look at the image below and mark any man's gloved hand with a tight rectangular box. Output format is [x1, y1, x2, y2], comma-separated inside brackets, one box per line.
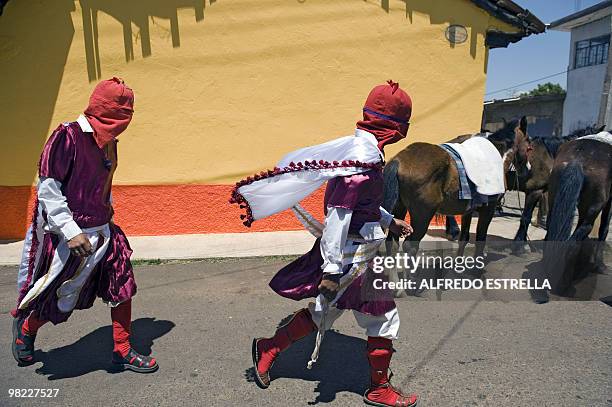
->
[318, 274, 341, 302]
[67, 233, 93, 257]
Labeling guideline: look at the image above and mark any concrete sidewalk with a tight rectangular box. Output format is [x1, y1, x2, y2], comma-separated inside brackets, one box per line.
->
[0, 215, 547, 265]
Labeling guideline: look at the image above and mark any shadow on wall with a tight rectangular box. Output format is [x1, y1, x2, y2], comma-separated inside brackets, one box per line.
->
[377, 0, 485, 61]
[80, 0, 207, 81]
[300, 0, 489, 130]
[358, 0, 489, 128]
[0, 0, 210, 240]
[0, 0, 75, 239]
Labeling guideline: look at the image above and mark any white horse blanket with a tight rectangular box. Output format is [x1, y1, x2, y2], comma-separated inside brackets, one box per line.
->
[443, 136, 505, 195]
[577, 131, 612, 145]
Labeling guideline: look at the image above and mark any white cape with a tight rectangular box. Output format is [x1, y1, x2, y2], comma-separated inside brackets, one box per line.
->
[232, 129, 383, 224]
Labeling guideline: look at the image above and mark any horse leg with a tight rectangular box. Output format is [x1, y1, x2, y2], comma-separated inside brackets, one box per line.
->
[495, 193, 504, 216]
[402, 204, 435, 256]
[474, 199, 497, 260]
[598, 197, 611, 242]
[537, 192, 548, 228]
[385, 201, 407, 255]
[445, 216, 460, 241]
[402, 206, 436, 295]
[385, 202, 408, 291]
[457, 212, 473, 257]
[571, 200, 606, 242]
[513, 189, 542, 252]
[591, 197, 612, 274]
[554, 198, 607, 295]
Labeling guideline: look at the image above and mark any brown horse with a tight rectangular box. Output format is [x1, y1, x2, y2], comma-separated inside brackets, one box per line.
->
[511, 125, 605, 252]
[537, 135, 612, 298]
[383, 117, 530, 265]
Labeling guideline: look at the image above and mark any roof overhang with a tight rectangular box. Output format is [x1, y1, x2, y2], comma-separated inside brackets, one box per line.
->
[0, 0, 9, 16]
[484, 93, 566, 106]
[549, 1, 612, 31]
[470, 0, 546, 48]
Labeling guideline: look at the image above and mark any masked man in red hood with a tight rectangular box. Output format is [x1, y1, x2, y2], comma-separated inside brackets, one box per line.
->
[232, 81, 418, 406]
[11, 78, 158, 373]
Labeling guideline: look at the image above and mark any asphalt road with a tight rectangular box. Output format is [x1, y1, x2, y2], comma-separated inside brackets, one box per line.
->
[0, 252, 611, 407]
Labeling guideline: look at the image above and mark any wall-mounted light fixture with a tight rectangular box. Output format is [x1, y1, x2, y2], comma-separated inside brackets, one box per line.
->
[445, 25, 468, 44]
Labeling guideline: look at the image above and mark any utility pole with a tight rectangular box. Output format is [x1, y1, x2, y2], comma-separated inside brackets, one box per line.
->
[597, 20, 612, 130]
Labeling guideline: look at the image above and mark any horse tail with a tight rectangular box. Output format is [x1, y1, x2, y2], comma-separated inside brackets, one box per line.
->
[546, 164, 584, 241]
[383, 159, 400, 212]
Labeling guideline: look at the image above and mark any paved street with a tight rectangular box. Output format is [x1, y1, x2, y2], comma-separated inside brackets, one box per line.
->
[1, 249, 611, 406]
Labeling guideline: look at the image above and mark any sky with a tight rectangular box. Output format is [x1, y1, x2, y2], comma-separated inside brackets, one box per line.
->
[485, 0, 603, 99]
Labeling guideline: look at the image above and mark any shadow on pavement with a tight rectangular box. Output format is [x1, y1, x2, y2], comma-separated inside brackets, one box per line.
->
[33, 317, 174, 380]
[245, 330, 369, 405]
[426, 228, 514, 243]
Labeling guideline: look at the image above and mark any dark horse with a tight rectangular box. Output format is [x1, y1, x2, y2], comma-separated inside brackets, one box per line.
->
[539, 135, 612, 297]
[511, 125, 605, 252]
[383, 117, 530, 265]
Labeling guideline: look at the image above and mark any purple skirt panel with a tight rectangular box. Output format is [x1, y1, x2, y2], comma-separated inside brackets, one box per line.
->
[15, 223, 136, 324]
[269, 239, 395, 316]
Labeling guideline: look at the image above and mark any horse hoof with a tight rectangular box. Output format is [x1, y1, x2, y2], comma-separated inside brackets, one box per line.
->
[536, 221, 547, 230]
[511, 244, 528, 255]
[394, 290, 409, 298]
[410, 287, 427, 296]
[593, 264, 608, 275]
[528, 244, 541, 254]
[530, 290, 550, 304]
[465, 268, 485, 278]
[446, 233, 459, 242]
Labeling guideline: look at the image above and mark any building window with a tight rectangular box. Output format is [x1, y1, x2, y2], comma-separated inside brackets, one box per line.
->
[575, 35, 610, 69]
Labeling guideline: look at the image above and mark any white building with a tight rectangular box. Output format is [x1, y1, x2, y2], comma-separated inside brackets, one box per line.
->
[550, 1, 612, 134]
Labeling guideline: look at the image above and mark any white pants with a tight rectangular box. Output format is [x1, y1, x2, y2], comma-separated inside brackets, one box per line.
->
[308, 295, 400, 340]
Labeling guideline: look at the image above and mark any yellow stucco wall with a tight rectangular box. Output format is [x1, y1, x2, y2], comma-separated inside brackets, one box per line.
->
[0, 0, 518, 187]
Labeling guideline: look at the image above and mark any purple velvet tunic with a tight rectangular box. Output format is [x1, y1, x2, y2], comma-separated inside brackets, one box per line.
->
[39, 122, 114, 227]
[269, 169, 395, 316]
[16, 122, 136, 324]
[324, 169, 385, 234]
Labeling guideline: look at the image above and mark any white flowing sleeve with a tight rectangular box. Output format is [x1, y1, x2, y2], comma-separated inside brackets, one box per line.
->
[38, 177, 82, 241]
[320, 206, 352, 275]
[379, 206, 394, 229]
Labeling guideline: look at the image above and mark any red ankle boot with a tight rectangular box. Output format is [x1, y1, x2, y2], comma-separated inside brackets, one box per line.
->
[364, 337, 418, 407]
[252, 308, 316, 389]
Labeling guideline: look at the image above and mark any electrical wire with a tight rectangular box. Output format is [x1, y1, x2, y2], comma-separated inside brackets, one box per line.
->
[485, 69, 568, 97]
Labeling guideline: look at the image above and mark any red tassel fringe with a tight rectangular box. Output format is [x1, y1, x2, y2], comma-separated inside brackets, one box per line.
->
[228, 159, 383, 227]
[16, 198, 40, 309]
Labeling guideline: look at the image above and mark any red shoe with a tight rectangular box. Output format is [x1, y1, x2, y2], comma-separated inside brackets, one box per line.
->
[252, 308, 316, 389]
[364, 376, 418, 407]
[12, 317, 36, 366]
[111, 349, 159, 373]
[364, 336, 418, 407]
